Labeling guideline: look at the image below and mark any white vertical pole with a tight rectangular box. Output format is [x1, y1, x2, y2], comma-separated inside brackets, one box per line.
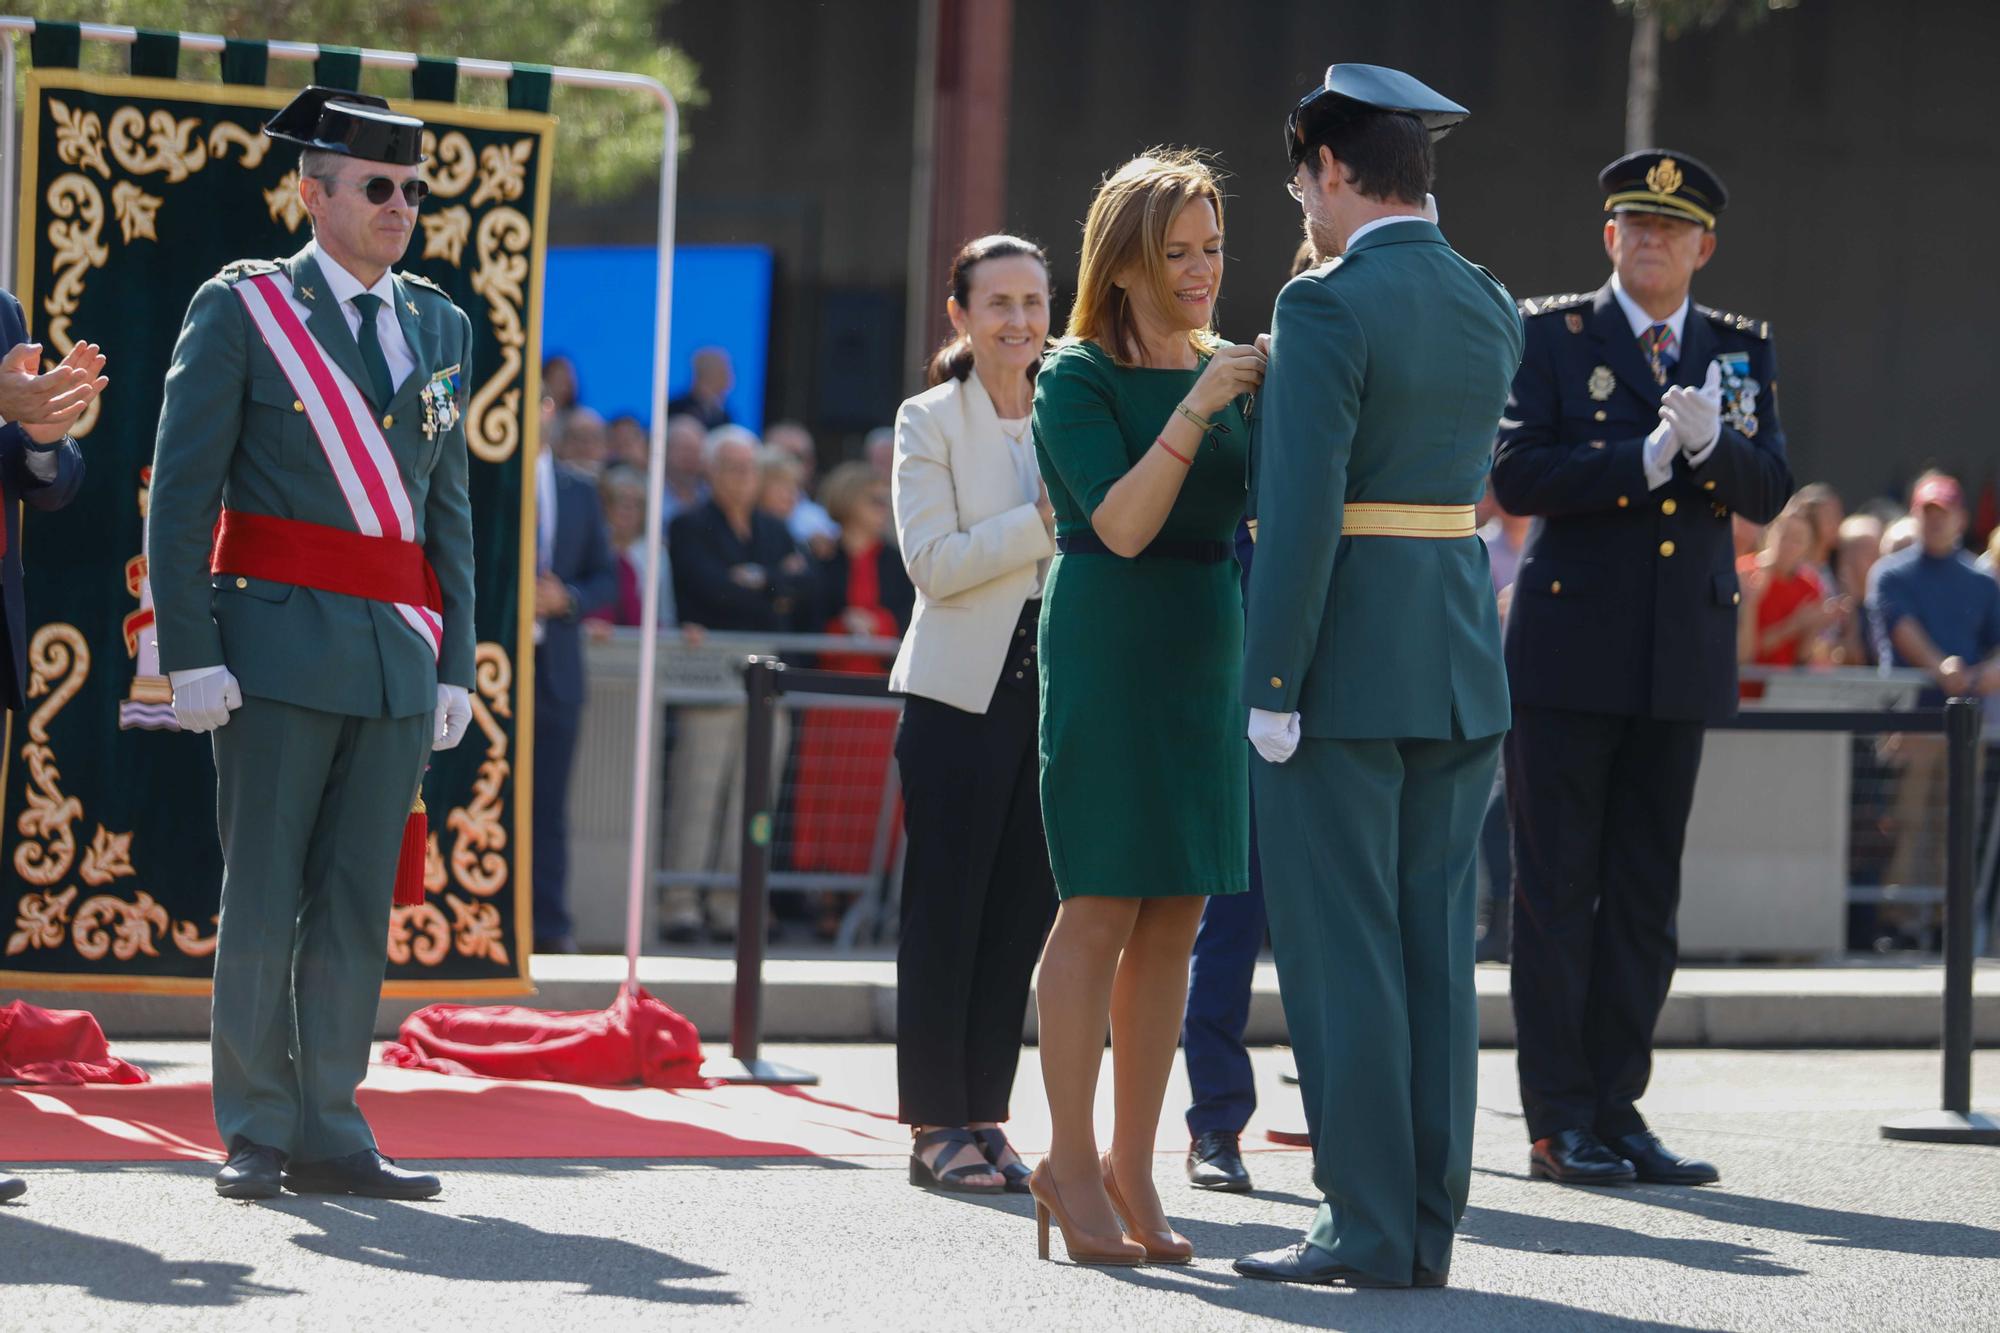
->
[2, 33, 19, 293]
[624, 87, 679, 994]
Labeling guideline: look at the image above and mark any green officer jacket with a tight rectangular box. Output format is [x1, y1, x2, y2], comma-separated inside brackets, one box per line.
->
[1243, 219, 1523, 741]
[148, 244, 477, 720]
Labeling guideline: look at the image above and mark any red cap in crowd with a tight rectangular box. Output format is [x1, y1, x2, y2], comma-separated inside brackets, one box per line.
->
[1911, 474, 1964, 513]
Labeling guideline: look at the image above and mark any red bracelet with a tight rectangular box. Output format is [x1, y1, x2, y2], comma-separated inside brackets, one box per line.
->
[1155, 436, 1193, 466]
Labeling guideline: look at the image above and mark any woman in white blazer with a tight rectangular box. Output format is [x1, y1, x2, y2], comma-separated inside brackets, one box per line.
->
[889, 235, 1059, 1196]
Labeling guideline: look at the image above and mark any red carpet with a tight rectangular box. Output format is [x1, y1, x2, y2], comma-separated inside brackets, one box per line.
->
[0, 1073, 915, 1163]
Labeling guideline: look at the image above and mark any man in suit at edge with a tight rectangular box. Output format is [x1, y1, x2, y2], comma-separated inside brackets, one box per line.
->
[530, 425, 621, 954]
[0, 296, 101, 1206]
[148, 86, 476, 1202]
[1234, 64, 1523, 1289]
[1493, 151, 1791, 1188]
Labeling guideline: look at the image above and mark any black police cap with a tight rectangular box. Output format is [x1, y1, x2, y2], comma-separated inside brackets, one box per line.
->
[1599, 149, 1727, 230]
[264, 85, 427, 167]
[1286, 63, 1469, 168]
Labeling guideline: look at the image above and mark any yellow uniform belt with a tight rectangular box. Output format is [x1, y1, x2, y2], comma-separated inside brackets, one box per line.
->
[1247, 502, 1477, 542]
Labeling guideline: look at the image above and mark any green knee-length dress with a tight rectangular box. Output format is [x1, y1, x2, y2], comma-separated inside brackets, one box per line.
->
[1032, 338, 1250, 900]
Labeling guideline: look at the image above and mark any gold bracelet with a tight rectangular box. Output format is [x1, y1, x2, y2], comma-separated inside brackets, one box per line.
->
[1174, 401, 1213, 433]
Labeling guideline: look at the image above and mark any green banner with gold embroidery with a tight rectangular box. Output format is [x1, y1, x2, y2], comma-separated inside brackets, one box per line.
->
[3, 70, 550, 996]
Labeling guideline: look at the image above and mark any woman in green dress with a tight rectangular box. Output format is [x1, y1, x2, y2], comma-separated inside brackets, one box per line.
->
[1027, 150, 1266, 1266]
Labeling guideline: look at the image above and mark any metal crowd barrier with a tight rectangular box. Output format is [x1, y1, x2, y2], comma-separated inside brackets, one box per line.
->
[1713, 696, 1996, 1145]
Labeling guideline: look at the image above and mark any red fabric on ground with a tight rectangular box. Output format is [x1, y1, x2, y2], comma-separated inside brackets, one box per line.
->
[378, 987, 712, 1089]
[0, 1001, 148, 1086]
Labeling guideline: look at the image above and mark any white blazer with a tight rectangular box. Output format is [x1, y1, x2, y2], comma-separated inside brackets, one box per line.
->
[888, 370, 1054, 714]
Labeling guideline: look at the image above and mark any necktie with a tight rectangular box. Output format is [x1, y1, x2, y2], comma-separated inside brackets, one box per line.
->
[1641, 321, 1678, 386]
[350, 293, 396, 409]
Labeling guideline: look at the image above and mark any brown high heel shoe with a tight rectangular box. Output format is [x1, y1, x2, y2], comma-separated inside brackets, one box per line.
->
[1028, 1165, 1147, 1266]
[1100, 1155, 1194, 1264]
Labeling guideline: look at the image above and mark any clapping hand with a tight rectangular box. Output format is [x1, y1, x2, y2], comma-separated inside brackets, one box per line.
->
[1658, 361, 1723, 456]
[1, 341, 108, 442]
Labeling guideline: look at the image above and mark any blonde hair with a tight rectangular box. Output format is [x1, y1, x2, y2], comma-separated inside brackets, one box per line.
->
[1066, 149, 1225, 365]
[819, 461, 880, 530]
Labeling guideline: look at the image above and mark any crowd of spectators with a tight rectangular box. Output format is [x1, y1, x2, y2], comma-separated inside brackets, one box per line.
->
[539, 350, 911, 943]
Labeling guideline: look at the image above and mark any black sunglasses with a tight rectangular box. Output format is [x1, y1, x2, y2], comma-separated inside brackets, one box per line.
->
[356, 176, 430, 207]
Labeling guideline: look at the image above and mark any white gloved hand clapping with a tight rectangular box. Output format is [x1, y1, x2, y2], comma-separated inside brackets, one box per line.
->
[434, 683, 472, 750]
[1248, 708, 1301, 765]
[1659, 360, 1723, 455]
[169, 666, 242, 733]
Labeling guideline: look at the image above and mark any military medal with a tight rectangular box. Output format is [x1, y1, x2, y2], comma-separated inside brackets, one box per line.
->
[1588, 365, 1616, 400]
[1713, 352, 1760, 438]
[420, 364, 462, 441]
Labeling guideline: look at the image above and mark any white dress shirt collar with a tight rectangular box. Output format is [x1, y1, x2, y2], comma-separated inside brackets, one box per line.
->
[1342, 214, 1429, 252]
[314, 244, 396, 311]
[1610, 272, 1689, 346]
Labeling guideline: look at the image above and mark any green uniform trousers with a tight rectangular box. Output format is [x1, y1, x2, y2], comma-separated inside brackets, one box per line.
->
[1252, 731, 1501, 1284]
[210, 696, 430, 1161]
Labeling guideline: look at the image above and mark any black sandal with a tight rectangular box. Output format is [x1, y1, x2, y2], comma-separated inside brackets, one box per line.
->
[909, 1128, 1005, 1195]
[971, 1127, 1033, 1194]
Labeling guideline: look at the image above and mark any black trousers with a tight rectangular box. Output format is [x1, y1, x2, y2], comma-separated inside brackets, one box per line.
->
[532, 668, 583, 943]
[1506, 704, 1705, 1142]
[894, 675, 1056, 1126]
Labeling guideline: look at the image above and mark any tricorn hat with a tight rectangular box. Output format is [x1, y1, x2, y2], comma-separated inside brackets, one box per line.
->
[1286, 63, 1469, 169]
[264, 85, 426, 166]
[1599, 149, 1727, 230]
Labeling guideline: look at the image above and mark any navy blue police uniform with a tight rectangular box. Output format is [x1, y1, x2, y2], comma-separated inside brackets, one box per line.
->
[1491, 150, 1792, 1179]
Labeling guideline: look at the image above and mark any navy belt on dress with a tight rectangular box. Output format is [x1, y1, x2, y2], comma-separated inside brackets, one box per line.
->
[1055, 533, 1231, 564]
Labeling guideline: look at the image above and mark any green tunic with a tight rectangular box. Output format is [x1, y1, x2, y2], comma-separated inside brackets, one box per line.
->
[1031, 339, 1249, 900]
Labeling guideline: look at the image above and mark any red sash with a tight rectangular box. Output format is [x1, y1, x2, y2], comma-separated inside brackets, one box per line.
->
[209, 510, 442, 613]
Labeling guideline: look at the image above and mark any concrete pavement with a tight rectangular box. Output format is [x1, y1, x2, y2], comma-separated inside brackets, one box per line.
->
[3, 1046, 1998, 1331]
[15, 955, 2000, 1045]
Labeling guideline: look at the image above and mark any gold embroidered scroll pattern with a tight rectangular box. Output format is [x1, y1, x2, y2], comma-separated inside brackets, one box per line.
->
[49, 99, 110, 178]
[466, 207, 530, 463]
[13, 624, 90, 888]
[9, 888, 77, 957]
[73, 891, 169, 962]
[387, 902, 452, 968]
[107, 107, 208, 183]
[446, 643, 513, 900]
[422, 131, 477, 199]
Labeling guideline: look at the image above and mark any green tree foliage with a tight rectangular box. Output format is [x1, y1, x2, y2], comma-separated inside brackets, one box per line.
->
[17, 0, 705, 201]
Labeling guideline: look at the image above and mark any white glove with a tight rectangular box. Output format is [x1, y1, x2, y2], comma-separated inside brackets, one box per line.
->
[169, 666, 242, 733]
[1422, 192, 1439, 225]
[1248, 708, 1301, 765]
[434, 683, 472, 750]
[1660, 361, 1723, 456]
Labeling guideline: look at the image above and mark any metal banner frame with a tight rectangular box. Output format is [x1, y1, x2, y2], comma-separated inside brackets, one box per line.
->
[0, 18, 679, 1002]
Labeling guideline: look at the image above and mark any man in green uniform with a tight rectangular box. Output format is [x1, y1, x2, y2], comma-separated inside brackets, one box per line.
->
[1234, 65, 1523, 1289]
[148, 87, 476, 1201]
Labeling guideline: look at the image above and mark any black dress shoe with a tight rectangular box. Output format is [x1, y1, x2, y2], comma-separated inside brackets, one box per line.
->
[1413, 1263, 1449, 1288]
[1234, 1242, 1408, 1288]
[1186, 1130, 1252, 1193]
[1529, 1128, 1636, 1186]
[215, 1141, 287, 1199]
[1609, 1130, 1720, 1185]
[283, 1149, 441, 1200]
[1, 1174, 25, 1203]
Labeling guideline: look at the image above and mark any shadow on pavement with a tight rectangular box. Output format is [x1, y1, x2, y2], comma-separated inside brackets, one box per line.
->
[1462, 1204, 1804, 1277]
[1471, 1164, 2000, 1263]
[0, 1211, 297, 1306]
[1042, 1259, 1729, 1332]
[270, 1195, 740, 1303]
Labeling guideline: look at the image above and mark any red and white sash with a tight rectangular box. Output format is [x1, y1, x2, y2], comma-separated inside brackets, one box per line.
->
[234, 271, 442, 658]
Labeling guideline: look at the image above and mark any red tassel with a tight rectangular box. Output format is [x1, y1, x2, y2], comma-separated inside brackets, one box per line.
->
[394, 797, 428, 908]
